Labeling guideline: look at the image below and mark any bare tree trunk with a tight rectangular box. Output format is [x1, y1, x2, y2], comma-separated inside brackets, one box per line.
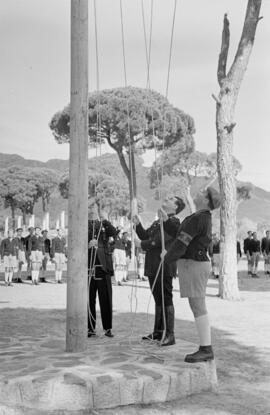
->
[66, 0, 88, 352]
[215, 1, 262, 300]
[11, 204, 15, 231]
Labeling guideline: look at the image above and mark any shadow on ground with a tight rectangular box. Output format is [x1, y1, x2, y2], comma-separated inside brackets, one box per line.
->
[1, 308, 270, 415]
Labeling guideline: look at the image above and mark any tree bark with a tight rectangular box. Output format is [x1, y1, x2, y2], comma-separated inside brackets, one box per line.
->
[215, 1, 262, 300]
[11, 204, 15, 231]
[66, 0, 88, 352]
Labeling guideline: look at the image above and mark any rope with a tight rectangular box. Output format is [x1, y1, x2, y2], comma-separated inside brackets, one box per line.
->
[139, 0, 179, 345]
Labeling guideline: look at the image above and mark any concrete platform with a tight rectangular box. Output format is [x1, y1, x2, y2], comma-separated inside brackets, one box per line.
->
[0, 335, 217, 414]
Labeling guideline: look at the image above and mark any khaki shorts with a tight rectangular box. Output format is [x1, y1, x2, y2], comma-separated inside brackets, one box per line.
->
[18, 250, 26, 263]
[54, 253, 66, 268]
[3, 255, 17, 268]
[30, 250, 43, 263]
[177, 259, 211, 298]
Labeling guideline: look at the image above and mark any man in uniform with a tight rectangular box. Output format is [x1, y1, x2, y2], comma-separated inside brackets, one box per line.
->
[28, 226, 45, 285]
[14, 228, 26, 283]
[261, 230, 270, 275]
[243, 231, 253, 276]
[0, 229, 19, 286]
[159, 187, 221, 362]
[51, 229, 67, 283]
[24, 227, 35, 280]
[133, 196, 185, 347]
[88, 202, 118, 338]
[249, 232, 261, 278]
[40, 230, 51, 283]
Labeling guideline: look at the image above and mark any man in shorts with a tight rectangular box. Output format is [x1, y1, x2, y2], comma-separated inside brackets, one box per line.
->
[0, 229, 19, 286]
[28, 227, 45, 285]
[14, 228, 26, 283]
[159, 187, 221, 362]
[51, 229, 67, 283]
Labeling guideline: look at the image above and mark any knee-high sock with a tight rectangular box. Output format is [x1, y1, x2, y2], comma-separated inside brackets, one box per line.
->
[58, 271, 62, 281]
[4, 272, 9, 283]
[8, 271, 13, 283]
[195, 314, 211, 346]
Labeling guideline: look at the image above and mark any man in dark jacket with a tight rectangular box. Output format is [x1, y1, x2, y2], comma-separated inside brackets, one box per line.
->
[24, 227, 35, 280]
[261, 230, 270, 275]
[159, 187, 221, 363]
[88, 203, 118, 338]
[14, 228, 26, 283]
[133, 196, 185, 346]
[249, 232, 261, 278]
[0, 229, 19, 286]
[41, 230, 51, 283]
[243, 231, 253, 275]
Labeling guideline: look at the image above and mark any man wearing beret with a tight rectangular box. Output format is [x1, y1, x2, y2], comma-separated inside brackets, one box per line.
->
[159, 187, 221, 362]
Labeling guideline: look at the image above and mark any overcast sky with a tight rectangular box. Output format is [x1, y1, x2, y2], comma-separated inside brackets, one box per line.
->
[0, 0, 269, 189]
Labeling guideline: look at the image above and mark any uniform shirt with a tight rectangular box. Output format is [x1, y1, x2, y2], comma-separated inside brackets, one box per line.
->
[0, 238, 19, 258]
[51, 236, 66, 256]
[261, 237, 270, 254]
[28, 235, 45, 253]
[114, 236, 126, 251]
[15, 236, 25, 251]
[24, 234, 34, 252]
[249, 239, 260, 254]
[43, 238, 51, 254]
[164, 209, 212, 263]
[243, 237, 252, 255]
[237, 241, 242, 257]
[123, 239, 131, 258]
[88, 219, 117, 273]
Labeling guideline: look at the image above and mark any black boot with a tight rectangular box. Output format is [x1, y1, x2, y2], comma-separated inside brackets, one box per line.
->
[184, 345, 214, 363]
[142, 305, 163, 341]
[161, 305, 176, 346]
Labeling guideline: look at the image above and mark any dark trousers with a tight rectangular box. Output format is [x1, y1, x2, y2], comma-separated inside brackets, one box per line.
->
[88, 269, 112, 332]
[148, 273, 173, 307]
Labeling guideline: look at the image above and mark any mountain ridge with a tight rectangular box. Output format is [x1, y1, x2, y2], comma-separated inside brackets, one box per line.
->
[0, 152, 270, 231]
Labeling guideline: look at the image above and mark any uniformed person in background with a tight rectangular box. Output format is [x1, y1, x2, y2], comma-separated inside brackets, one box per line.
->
[249, 232, 261, 278]
[28, 226, 45, 285]
[51, 229, 67, 283]
[243, 231, 253, 276]
[237, 240, 242, 263]
[40, 230, 51, 283]
[261, 230, 270, 275]
[24, 227, 35, 280]
[208, 233, 220, 278]
[14, 228, 26, 283]
[88, 202, 118, 338]
[0, 229, 19, 286]
[133, 196, 185, 347]
[159, 186, 221, 363]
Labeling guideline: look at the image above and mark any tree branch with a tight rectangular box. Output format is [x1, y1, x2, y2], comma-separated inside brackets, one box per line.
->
[224, 123, 236, 133]
[227, 0, 262, 84]
[217, 13, 230, 86]
[211, 93, 221, 106]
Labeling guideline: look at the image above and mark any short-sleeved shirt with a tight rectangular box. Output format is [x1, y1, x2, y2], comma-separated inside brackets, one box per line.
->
[164, 209, 212, 263]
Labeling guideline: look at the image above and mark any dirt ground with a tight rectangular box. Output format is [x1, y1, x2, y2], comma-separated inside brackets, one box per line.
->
[0, 259, 270, 415]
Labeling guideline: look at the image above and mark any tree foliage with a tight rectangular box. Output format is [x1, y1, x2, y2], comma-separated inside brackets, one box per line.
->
[49, 86, 195, 198]
[0, 166, 60, 226]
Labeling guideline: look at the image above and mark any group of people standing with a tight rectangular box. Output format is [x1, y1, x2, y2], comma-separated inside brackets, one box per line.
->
[87, 186, 221, 364]
[244, 230, 270, 277]
[0, 227, 67, 285]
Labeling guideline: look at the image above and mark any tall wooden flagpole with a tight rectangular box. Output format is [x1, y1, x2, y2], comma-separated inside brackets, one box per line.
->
[66, 0, 88, 352]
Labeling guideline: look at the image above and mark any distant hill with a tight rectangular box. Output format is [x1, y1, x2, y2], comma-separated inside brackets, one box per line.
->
[1, 152, 270, 230]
